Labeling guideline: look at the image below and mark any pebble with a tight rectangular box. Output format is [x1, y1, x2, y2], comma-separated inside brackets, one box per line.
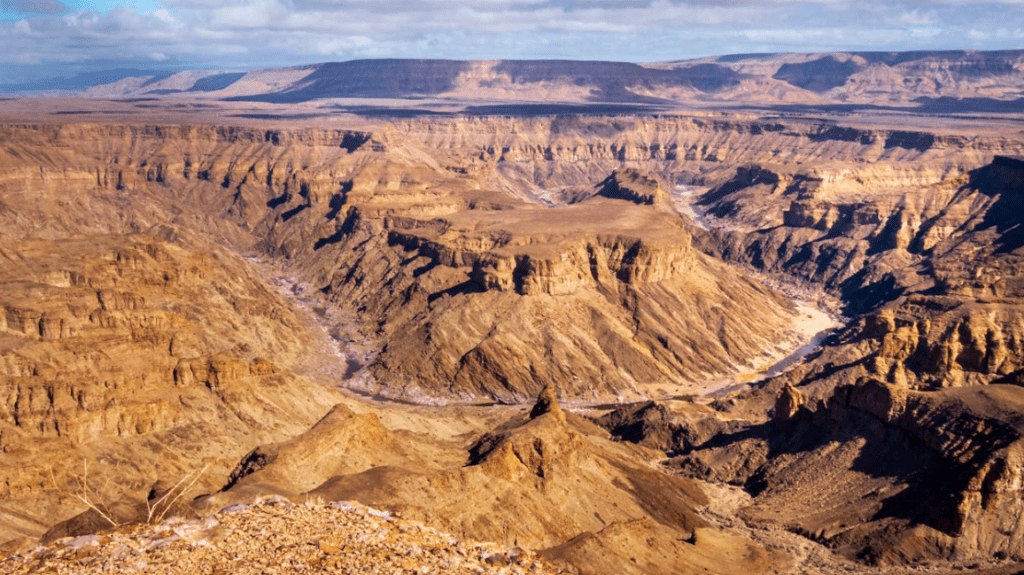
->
[0, 496, 564, 575]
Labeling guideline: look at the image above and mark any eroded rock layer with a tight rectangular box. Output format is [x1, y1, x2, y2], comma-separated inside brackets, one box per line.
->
[0, 232, 340, 544]
[0, 119, 838, 402]
[3, 108, 1024, 575]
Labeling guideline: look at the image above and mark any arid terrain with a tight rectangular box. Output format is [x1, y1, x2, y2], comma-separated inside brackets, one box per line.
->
[2, 51, 1024, 574]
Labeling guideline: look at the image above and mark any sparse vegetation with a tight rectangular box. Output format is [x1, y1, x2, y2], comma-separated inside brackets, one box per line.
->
[144, 465, 209, 524]
[70, 460, 119, 529]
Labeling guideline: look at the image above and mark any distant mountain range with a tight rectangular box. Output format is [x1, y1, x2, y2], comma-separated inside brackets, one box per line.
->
[7, 50, 1024, 113]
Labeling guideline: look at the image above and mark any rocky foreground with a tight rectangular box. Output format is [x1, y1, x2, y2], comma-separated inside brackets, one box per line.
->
[0, 496, 561, 575]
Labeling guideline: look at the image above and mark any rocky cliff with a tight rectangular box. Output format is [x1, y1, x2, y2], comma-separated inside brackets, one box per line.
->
[0, 231, 342, 544]
[0, 115, 812, 551]
[3, 106, 1024, 574]
[658, 380, 1024, 566]
[71, 51, 1024, 114]
[0, 118, 828, 403]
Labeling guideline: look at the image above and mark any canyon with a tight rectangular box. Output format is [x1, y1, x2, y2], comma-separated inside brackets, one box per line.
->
[2, 52, 1024, 574]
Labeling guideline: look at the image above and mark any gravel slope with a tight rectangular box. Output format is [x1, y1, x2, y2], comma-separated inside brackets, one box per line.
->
[1, 496, 562, 575]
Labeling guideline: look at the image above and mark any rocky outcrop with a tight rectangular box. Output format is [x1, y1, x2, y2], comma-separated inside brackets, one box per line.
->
[595, 402, 677, 449]
[0, 233, 341, 544]
[1, 497, 562, 575]
[794, 155, 1024, 393]
[689, 151, 1024, 409]
[675, 378, 1024, 566]
[858, 302, 1024, 389]
[773, 383, 805, 421]
[217, 404, 409, 497]
[824, 381, 1024, 562]
[595, 168, 668, 205]
[667, 156, 1024, 568]
[529, 383, 564, 421]
[298, 160, 802, 401]
[465, 234, 694, 296]
[594, 400, 729, 454]
[202, 388, 783, 575]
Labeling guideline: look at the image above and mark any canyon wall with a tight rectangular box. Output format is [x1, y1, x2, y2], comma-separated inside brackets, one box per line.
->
[3, 113, 1024, 570]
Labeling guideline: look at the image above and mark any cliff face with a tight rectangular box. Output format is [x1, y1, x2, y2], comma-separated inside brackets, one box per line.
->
[313, 193, 797, 402]
[0, 234, 316, 440]
[594, 168, 669, 205]
[0, 118, 824, 403]
[74, 51, 1024, 113]
[828, 381, 1024, 561]
[659, 147, 1024, 569]
[671, 380, 1024, 565]
[0, 116, 815, 543]
[4, 110, 1024, 571]
[684, 135, 1024, 392]
[825, 381, 1024, 563]
[2, 117, 1022, 404]
[0, 232, 341, 543]
[2, 118, 1021, 397]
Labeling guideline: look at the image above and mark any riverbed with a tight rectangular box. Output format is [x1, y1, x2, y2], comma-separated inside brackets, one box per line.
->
[246, 182, 845, 407]
[669, 183, 844, 398]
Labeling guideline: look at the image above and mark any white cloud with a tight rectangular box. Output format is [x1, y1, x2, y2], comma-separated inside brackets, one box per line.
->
[151, 8, 173, 22]
[1, 0, 1023, 86]
[910, 27, 943, 38]
[209, 0, 286, 28]
[900, 10, 938, 26]
[12, 17, 32, 34]
[310, 35, 373, 55]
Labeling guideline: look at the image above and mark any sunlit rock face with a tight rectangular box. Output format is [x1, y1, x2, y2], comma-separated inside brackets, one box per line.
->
[3, 70, 1024, 575]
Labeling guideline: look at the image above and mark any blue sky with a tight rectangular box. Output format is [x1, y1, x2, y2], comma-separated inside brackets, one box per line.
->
[2, 0, 1023, 86]
[1, 1, 160, 19]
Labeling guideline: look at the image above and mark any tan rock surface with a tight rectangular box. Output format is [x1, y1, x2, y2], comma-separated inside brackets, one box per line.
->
[2, 95, 1024, 575]
[0, 231, 346, 543]
[0, 119, 822, 403]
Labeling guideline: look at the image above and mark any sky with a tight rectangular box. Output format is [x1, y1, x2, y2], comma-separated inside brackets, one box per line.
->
[2, 0, 1023, 87]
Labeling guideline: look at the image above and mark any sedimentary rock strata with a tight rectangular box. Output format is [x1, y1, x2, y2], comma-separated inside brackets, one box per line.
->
[2, 86, 1024, 574]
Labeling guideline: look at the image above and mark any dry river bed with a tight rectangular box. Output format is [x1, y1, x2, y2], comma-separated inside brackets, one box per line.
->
[250, 187, 845, 407]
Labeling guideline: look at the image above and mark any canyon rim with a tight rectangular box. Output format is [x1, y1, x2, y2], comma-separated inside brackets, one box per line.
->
[1, 51, 1024, 574]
